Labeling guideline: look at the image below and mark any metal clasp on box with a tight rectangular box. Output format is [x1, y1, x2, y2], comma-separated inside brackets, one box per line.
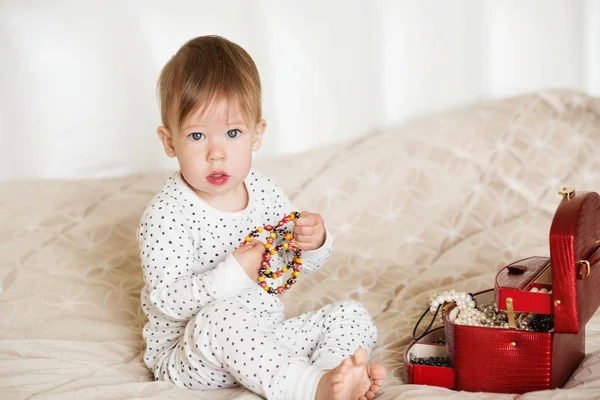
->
[558, 187, 576, 200]
[577, 260, 591, 280]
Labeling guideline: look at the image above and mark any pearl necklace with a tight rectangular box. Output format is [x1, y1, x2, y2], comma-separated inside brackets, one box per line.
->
[429, 290, 511, 328]
[414, 289, 555, 340]
[429, 290, 553, 331]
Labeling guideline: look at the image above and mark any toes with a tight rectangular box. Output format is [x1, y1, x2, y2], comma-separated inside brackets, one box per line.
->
[338, 357, 354, 370]
[351, 347, 368, 366]
[366, 363, 387, 380]
[372, 379, 384, 387]
[369, 384, 380, 394]
[365, 391, 376, 400]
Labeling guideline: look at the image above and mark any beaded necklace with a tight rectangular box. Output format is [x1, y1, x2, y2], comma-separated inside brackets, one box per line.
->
[241, 212, 302, 295]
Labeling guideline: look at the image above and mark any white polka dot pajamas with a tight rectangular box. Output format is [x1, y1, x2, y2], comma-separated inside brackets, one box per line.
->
[137, 170, 378, 399]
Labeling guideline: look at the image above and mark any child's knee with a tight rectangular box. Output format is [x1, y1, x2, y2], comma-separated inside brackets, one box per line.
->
[198, 298, 238, 317]
[332, 300, 377, 341]
[189, 297, 257, 341]
[192, 298, 235, 326]
[332, 299, 372, 319]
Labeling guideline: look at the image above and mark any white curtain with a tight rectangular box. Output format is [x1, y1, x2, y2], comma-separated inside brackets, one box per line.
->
[1, 0, 599, 180]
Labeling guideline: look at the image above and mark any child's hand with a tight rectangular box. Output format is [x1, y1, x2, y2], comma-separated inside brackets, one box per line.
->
[233, 239, 265, 281]
[293, 211, 326, 251]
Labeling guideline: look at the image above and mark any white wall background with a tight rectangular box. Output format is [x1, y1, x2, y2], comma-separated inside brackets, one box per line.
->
[1, 0, 599, 180]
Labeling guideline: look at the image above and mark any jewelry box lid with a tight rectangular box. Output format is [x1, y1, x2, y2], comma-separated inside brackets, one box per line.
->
[549, 188, 600, 334]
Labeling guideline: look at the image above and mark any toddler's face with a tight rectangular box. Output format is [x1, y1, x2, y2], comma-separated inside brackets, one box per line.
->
[169, 98, 265, 208]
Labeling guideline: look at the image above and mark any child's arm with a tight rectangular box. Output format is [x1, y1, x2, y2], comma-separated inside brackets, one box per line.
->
[138, 208, 256, 321]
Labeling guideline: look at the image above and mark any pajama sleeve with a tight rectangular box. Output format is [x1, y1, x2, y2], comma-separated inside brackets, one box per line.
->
[269, 182, 333, 273]
[138, 207, 256, 321]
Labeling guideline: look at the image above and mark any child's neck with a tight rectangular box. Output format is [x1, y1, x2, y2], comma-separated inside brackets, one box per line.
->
[198, 183, 249, 213]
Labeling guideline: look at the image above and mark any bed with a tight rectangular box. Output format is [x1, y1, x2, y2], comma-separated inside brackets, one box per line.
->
[2, 90, 600, 399]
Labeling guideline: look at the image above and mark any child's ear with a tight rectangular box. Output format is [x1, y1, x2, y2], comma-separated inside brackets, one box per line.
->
[157, 126, 177, 158]
[252, 119, 267, 151]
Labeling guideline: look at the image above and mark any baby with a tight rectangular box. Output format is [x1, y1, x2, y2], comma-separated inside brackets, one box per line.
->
[137, 35, 386, 400]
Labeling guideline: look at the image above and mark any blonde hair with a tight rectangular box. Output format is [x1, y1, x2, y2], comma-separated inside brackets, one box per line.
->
[158, 35, 262, 131]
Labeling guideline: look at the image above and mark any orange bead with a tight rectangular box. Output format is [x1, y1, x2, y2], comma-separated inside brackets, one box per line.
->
[245, 236, 251, 242]
[295, 257, 302, 263]
[282, 242, 289, 249]
[257, 226, 264, 232]
[264, 286, 270, 292]
[270, 232, 276, 239]
[290, 212, 296, 220]
[270, 249, 276, 255]
[285, 233, 292, 240]
[265, 243, 271, 249]
[292, 271, 299, 277]
[265, 269, 271, 274]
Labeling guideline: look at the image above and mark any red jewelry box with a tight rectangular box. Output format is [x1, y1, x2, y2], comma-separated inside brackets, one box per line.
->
[405, 189, 600, 393]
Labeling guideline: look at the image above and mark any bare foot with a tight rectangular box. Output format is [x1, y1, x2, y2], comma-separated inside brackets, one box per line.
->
[365, 361, 386, 400]
[315, 348, 387, 400]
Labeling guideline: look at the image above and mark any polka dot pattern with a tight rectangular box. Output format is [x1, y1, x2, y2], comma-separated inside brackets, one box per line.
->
[138, 169, 362, 397]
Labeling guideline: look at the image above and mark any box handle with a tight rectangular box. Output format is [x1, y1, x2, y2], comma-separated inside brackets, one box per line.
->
[507, 264, 527, 274]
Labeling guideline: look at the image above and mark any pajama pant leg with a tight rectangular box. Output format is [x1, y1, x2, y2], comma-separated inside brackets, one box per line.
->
[155, 290, 324, 400]
[269, 300, 378, 370]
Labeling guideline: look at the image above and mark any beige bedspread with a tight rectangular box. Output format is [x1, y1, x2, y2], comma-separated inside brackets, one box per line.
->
[2, 90, 600, 400]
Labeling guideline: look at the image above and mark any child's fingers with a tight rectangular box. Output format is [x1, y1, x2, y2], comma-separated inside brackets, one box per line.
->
[292, 232, 313, 242]
[245, 239, 264, 249]
[293, 239, 313, 250]
[294, 211, 318, 226]
[293, 225, 314, 236]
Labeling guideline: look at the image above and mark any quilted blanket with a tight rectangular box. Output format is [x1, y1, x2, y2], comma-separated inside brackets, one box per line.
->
[2, 90, 600, 399]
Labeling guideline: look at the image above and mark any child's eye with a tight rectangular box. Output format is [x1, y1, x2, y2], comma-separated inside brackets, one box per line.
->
[189, 132, 205, 141]
[227, 129, 241, 139]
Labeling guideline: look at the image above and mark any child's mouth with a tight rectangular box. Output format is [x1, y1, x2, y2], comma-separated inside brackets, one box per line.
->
[207, 173, 229, 185]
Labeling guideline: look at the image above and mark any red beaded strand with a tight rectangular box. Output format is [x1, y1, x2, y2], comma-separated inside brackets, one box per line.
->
[241, 212, 302, 295]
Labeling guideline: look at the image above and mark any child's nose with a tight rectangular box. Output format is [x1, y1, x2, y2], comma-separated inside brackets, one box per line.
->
[207, 141, 225, 161]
